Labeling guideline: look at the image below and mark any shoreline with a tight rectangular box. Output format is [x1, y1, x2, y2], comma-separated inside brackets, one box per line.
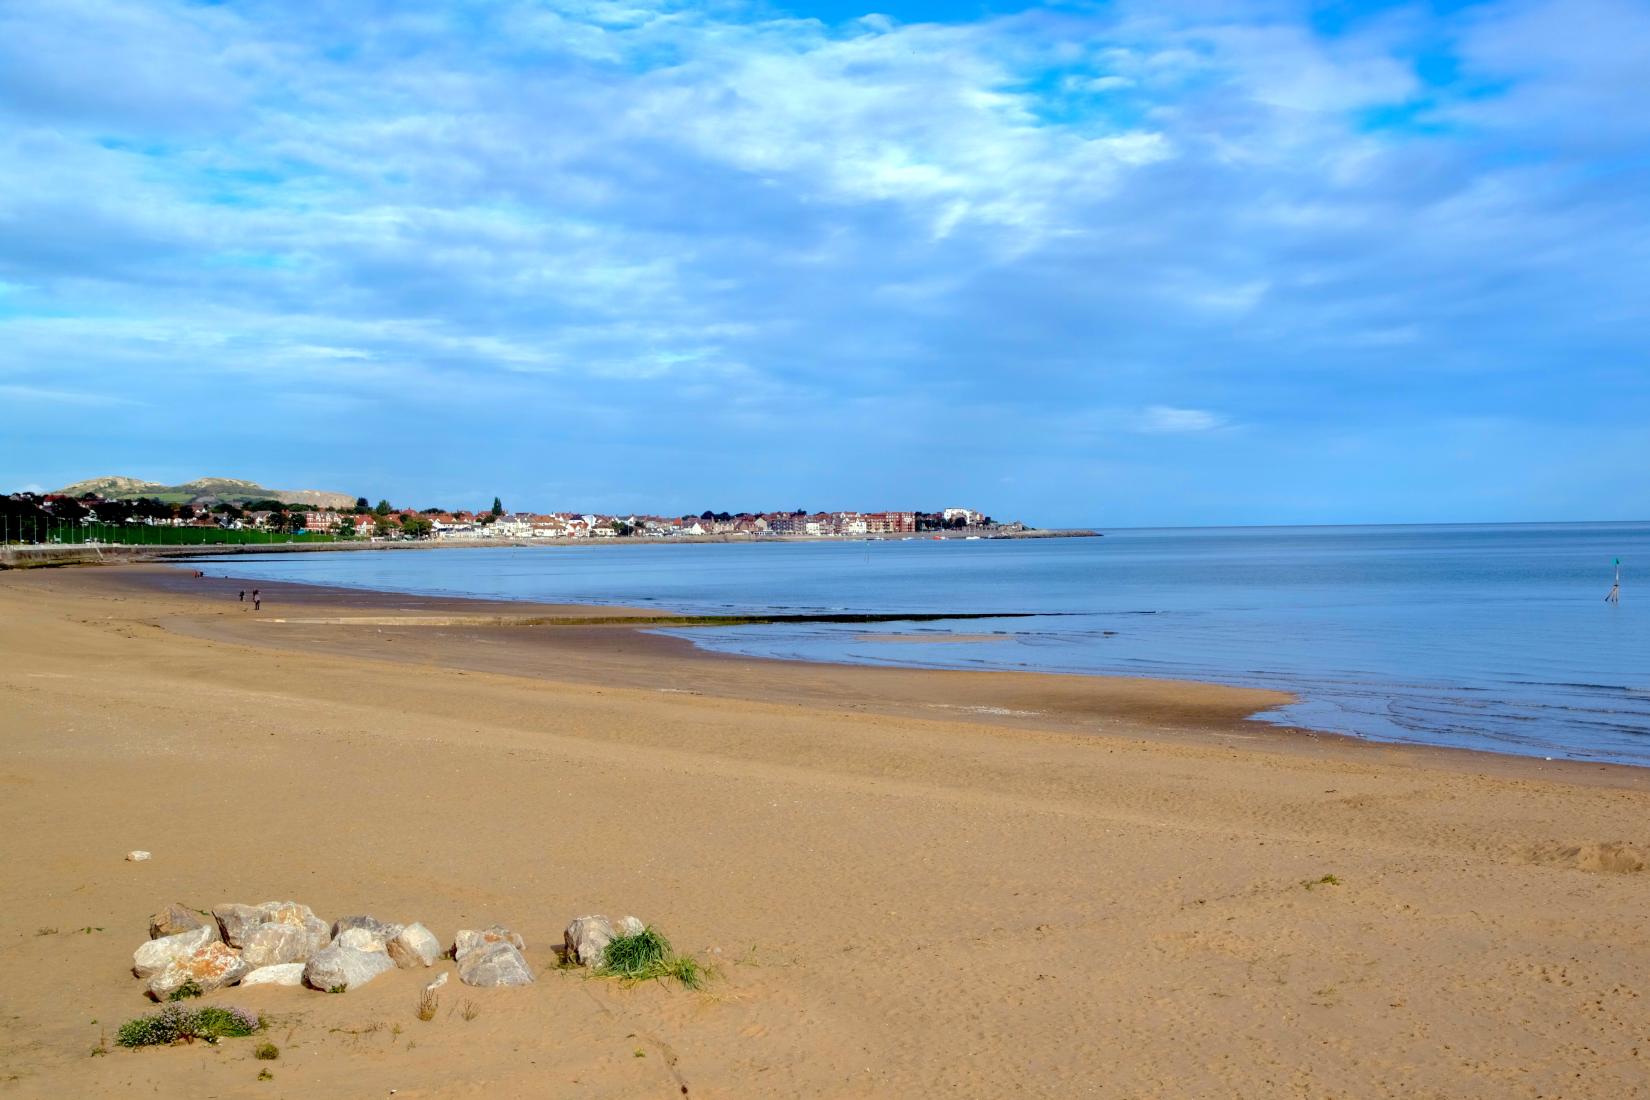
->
[103, 561, 1650, 785]
[145, 557, 1650, 780]
[3, 563, 1648, 1098]
[112, 562, 1304, 743]
[0, 526, 1101, 570]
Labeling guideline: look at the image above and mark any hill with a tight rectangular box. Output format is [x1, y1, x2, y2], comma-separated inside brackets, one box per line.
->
[55, 476, 355, 510]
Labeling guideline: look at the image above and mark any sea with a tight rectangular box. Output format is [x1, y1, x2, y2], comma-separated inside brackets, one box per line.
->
[196, 523, 1650, 766]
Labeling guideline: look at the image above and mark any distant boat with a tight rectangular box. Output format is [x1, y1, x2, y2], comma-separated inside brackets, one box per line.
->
[965, 535, 982, 540]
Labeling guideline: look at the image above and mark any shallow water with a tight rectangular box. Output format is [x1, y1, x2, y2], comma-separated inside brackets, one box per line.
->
[200, 523, 1650, 765]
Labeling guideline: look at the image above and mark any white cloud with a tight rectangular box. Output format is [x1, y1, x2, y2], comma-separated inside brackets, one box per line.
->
[1135, 405, 1227, 434]
[0, 384, 142, 407]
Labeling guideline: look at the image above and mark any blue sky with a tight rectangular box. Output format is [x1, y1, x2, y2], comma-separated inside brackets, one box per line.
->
[1, 0, 1646, 526]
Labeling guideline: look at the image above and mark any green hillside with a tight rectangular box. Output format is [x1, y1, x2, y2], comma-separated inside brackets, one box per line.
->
[56, 476, 355, 509]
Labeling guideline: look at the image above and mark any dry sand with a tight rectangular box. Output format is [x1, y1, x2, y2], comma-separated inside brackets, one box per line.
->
[1, 564, 1647, 1099]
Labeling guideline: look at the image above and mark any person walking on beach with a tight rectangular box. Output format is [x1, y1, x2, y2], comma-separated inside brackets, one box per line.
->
[253, 594, 261, 612]
[239, 590, 245, 603]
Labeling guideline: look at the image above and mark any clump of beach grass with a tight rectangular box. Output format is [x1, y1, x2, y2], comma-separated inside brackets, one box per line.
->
[116, 1004, 261, 1048]
[415, 986, 439, 1022]
[599, 927, 705, 990]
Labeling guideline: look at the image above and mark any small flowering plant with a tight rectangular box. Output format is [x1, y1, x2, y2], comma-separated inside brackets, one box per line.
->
[116, 1004, 262, 1048]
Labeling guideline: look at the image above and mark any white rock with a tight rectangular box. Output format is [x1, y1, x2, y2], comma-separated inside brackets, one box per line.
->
[258, 901, 327, 949]
[301, 914, 332, 956]
[453, 925, 524, 960]
[215, 901, 329, 955]
[388, 923, 441, 969]
[241, 921, 311, 969]
[616, 915, 645, 938]
[125, 851, 151, 862]
[258, 900, 318, 926]
[241, 962, 306, 987]
[212, 903, 269, 948]
[337, 927, 390, 952]
[147, 942, 250, 1000]
[424, 971, 449, 993]
[456, 941, 534, 987]
[303, 944, 396, 992]
[133, 924, 220, 979]
[563, 915, 615, 967]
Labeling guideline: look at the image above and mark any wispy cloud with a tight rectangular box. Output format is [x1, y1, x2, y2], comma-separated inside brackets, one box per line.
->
[1134, 405, 1228, 434]
[0, 384, 143, 407]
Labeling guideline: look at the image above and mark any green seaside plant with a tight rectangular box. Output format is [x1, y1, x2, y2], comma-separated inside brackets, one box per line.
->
[598, 927, 705, 989]
[116, 1004, 262, 1048]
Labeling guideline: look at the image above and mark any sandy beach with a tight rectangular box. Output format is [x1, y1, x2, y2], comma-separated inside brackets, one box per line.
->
[1, 563, 1647, 1099]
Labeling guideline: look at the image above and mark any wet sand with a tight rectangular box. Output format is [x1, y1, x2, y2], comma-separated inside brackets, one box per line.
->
[1, 563, 1647, 1098]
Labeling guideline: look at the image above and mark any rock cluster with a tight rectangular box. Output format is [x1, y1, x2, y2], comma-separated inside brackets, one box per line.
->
[129, 901, 654, 1000]
[131, 900, 453, 999]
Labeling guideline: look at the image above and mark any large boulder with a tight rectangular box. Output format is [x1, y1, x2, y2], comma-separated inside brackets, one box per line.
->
[240, 922, 310, 969]
[456, 941, 534, 987]
[303, 944, 396, 992]
[212, 903, 269, 948]
[147, 942, 249, 1000]
[133, 924, 219, 979]
[215, 901, 329, 955]
[241, 962, 306, 987]
[258, 901, 330, 956]
[148, 903, 204, 940]
[563, 916, 615, 967]
[388, 923, 441, 969]
[454, 925, 525, 960]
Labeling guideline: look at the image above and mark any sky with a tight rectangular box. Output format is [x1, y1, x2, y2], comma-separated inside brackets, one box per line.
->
[1, 0, 1647, 527]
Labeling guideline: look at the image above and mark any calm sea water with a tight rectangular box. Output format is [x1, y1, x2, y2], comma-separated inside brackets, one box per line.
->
[199, 524, 1650, 765]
